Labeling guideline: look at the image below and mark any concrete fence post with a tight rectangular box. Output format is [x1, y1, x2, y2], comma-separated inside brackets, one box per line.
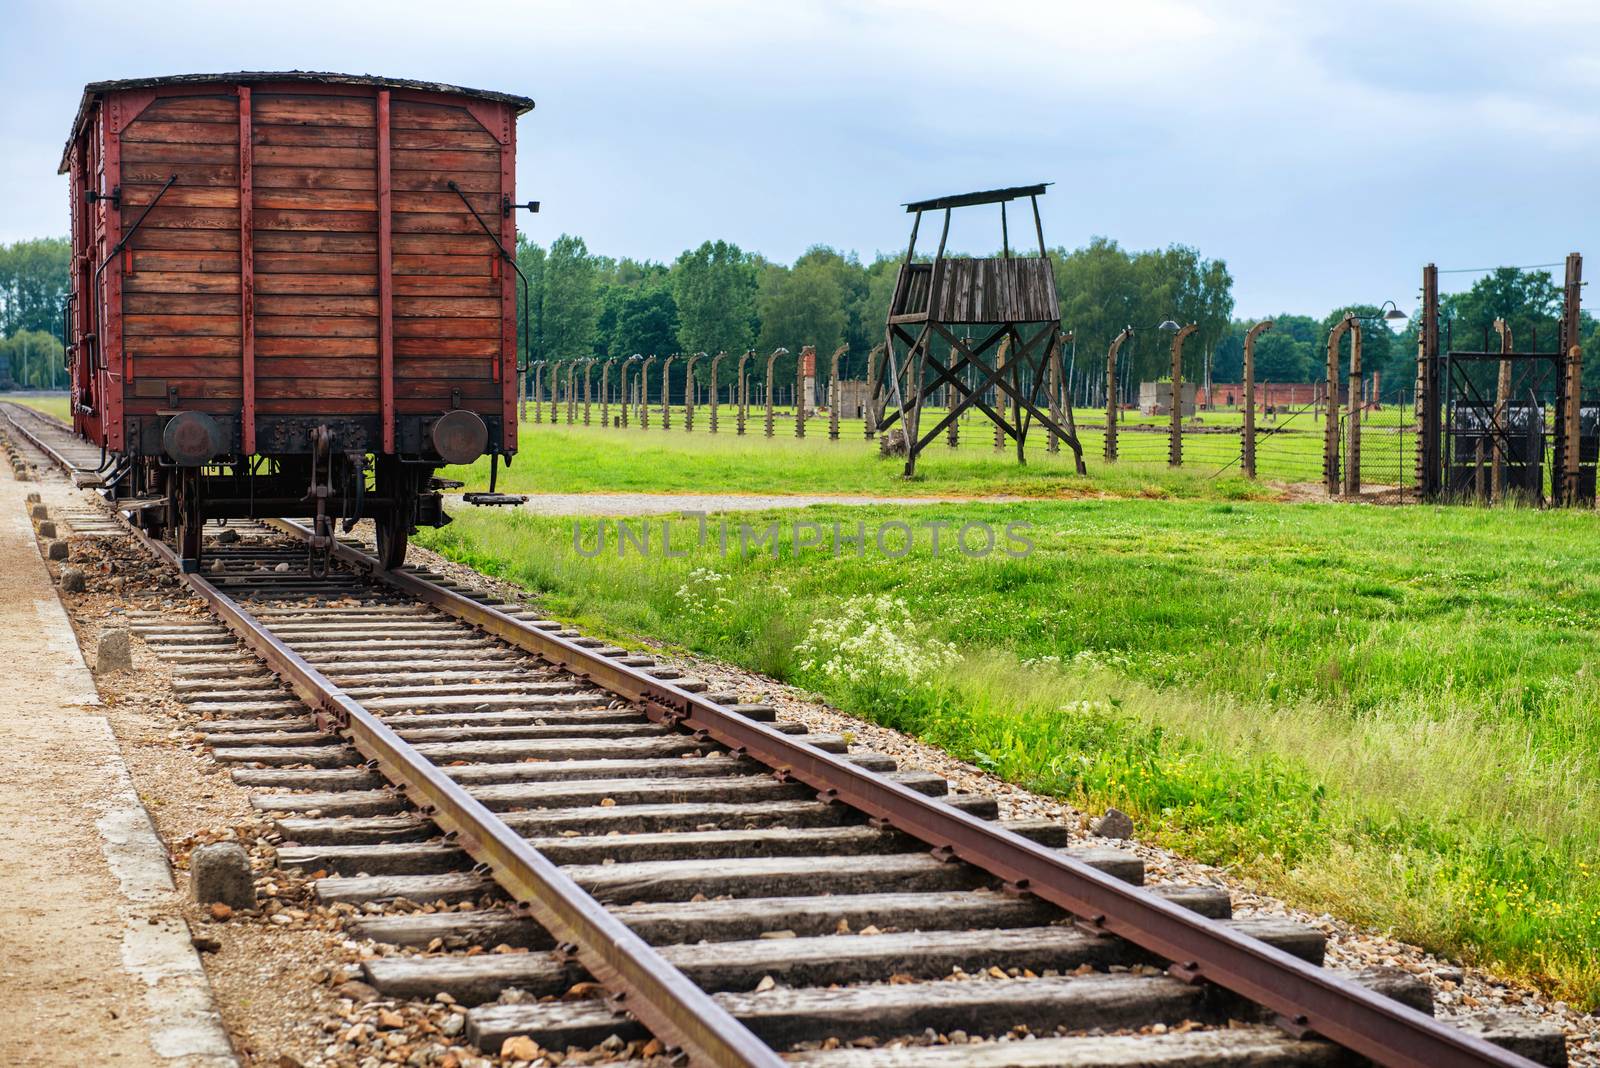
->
[581, 359, 594, 425]
[865, 343, 883, 440]
[828, 344, 846, 441]
[661, 354, 676, 430]
[1241, 320, 1273, 478]
[1345, 324, 1363, 495]
[710, 352, 726, 434]
[1105, 327, 1130, 463]
[736, 350, 753, 436]
[1324, 316, 1355, 495]
[685, 353, 705, 432]
[640, 356, 655, 430]
[1169, 323, 1198, 467]
[764, 347, 786, 438]
[993, 336, 1010, 451]
[1491, 319, 1511, 501]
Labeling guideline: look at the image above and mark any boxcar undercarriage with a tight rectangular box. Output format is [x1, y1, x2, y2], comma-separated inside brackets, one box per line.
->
[112, 408, 496, 573]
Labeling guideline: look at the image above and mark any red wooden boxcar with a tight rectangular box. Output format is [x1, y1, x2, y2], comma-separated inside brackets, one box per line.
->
[60, 72, 534, 569]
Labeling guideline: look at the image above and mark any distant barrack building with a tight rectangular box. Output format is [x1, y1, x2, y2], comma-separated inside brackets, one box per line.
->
[1197, 382, 1351, 409]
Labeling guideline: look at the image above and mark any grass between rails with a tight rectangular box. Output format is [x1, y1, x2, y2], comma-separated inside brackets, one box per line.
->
[419, 498, 1600, 1007]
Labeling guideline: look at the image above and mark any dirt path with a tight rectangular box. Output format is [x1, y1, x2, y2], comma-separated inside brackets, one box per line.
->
[0, 464, 235, 1067]
[495, 491, 1026, 515]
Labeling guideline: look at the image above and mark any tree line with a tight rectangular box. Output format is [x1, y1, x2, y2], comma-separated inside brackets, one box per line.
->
[0, 237, 70, 388]
[5, 231, 1598, 397]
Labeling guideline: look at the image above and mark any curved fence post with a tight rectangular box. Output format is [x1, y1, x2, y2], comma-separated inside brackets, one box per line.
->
[531, 361, 545, 424]
[640, 356, 656, 430]
[661, 354, 676, 430]
[685, 353, 705, 432]
[580, 359, 595, 426]
[1047, 331, 1071, 455]
[1169, 323, 1198, 467]
[736, 350, 753, 436]
[828, 343, 846, 441]
[1105, 327, 1131, 463]
[1492, 318, 1511, 501]
[1324, 317, 1354, 494]
[621, 356, 640, 428]
[1345, 324, 1363, 495]
[549, 359, 564, 425]
[710, 352, 726, 434]
[600, 358, 615, 428]
[1242, 320, 1273, 478]
[993, 335, 1010, 451]
[865, 343, 883, 439]
[519, 365, 528, 424]
[764, 348, 785, 438]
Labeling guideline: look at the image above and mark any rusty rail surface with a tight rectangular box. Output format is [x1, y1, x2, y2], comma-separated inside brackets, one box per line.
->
[277, 520, 1537, 1068]
[125, 520, 783, 1068]
[1, 403, 102, 486]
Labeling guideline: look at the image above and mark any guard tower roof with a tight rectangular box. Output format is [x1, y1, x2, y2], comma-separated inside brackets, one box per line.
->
[903, 183, 1051, 213]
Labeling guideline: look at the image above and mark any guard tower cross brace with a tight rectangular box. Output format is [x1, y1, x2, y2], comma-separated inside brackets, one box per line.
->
[871, 184, 1085, 478]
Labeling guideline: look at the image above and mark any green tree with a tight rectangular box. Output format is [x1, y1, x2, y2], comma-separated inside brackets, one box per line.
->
[514, 236, 546, 373]
[0, 238, 71, 340]
[0, 329, 65, 389]
[671, 240, 757, 356]
[1250, 330, 1313, 382]
[610, 283, 679, 359]
[755, 256, 848, 370]
[539, 234, 599, 361]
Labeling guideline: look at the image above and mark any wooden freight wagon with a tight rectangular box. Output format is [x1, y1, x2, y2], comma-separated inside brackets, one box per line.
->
[60, 72, 534, 570]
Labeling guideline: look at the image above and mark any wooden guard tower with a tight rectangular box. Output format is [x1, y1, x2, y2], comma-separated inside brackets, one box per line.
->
[873, 184, 1084, 477]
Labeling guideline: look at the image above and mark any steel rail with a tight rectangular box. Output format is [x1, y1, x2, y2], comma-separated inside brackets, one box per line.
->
[2, 404, 99, 485]
[123, 522, 783, 1068]
[281, 520, 1537, 1068]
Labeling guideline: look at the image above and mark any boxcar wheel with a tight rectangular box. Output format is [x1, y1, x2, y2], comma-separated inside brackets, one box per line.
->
[374, 513, 408, 571]
[373, 456, 411, 570]
[174, 468, 203, 572]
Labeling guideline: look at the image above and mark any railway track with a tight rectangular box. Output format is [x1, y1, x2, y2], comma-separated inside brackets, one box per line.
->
[0, 401, 1569, 1068]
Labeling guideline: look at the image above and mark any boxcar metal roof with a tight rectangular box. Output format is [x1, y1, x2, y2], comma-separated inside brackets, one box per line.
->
[61, 71, 534, 172]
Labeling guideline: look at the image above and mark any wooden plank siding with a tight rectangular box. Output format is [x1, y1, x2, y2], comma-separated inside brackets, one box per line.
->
[390, 98, 504, 410]
[889, 258, 1059, 324]
[118, 93, 241, 411]
[109, 82, 514, 437]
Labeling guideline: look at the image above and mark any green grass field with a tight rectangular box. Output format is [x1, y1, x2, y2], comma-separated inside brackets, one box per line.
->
[10, 391, 1413, 495]
[482, 402, 1413, 494]
[419, 421, 1600, 1007]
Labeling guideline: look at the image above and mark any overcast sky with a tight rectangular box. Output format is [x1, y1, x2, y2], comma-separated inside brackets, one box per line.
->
[4, 0, 1597, 318]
